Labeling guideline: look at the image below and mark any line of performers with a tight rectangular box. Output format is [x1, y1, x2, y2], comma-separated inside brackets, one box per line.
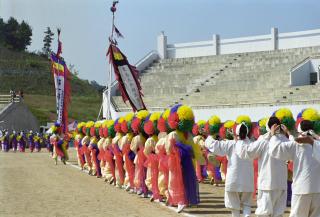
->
[0, 130, 49, 153]
[68, 105, 320, 216]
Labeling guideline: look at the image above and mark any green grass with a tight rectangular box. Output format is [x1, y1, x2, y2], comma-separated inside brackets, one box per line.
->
[0, 46, 104, 125]
[24, 94, 102, 125]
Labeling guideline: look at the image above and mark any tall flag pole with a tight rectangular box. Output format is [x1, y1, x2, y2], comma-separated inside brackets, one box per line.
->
[106, 1, 146, 115]
[50, 29, 71, 133]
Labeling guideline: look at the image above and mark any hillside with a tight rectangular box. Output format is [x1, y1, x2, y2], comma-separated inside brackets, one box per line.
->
[0, 46, 103, 124]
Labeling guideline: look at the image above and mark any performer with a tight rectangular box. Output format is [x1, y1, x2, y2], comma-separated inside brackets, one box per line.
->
[112, 117, 126, 188]
[192, 120, 208, 183]
[10, 131, 18, 152]
[1, 130, 10, 152]
[155, 109, 171, 202]
[17, 131, 26, 152]
[97, 121, 107, 177]
[205, 115, 254, 217]
[50, 123, 69, 165]
[238, 115, 288, 217]
[28, 131, 35, 153]
[143, 112, 162, 201]
[130, 110, 149, 196]
[166, 104, 201, 213]
[204, 115, 222, 186]
[120, 113, 136, 191]
[34, 133, 42, 152]
[81, 121, 94, 174]
[88, 122, 102, 177]
[103, 120, 116, 184]
[74, 122, 86, 170]
[269, 108, 320, 217]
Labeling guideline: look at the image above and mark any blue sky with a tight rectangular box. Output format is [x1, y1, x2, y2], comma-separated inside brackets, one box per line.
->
[1, 0, 320, 85]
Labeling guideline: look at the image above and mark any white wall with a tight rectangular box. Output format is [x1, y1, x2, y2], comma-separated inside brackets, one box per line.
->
[164, 28, 320, 59]
[108, 103, 320, 123]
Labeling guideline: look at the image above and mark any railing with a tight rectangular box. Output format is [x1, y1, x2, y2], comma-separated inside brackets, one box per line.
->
[0, 94, 21, 104]
[115, 99, 320, 112]
[135, 50, 159, 72]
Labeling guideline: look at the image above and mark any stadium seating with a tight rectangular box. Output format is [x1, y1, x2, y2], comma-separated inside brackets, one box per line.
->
[113, 46, 320, 111]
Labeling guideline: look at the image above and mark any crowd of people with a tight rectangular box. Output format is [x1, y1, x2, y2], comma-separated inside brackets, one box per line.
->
[0, 130, 48, 153]
[2, 105, 320, 217]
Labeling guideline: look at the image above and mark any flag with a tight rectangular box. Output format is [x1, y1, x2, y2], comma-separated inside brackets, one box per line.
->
[107, 44, 146, 111]
[114, 25, 124, 38]
[50, 30, 70, 133]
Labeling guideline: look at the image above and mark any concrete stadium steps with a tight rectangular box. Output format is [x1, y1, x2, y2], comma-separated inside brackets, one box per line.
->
[113, 46, 320, 110]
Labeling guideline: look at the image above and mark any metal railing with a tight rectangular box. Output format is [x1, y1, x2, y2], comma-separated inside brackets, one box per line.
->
[0, 94, 21, 104]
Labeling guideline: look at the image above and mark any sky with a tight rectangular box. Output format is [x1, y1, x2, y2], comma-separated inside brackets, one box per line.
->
[1, 0, 320, 86]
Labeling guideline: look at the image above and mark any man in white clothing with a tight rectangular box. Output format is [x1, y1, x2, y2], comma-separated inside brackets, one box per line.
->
[269, 120, 320, 217]
[205, 123, 253, 217]
[238, 116, 288, 217]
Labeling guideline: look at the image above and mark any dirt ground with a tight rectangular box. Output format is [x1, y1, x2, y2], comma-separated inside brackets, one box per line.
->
[0, 148, 290, 217]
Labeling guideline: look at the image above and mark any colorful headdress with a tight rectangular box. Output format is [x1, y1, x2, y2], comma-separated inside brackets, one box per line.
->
[131, 110, 150, 134]
[168, 104, 195, 132]
[192, 120, 207, 136]
[273, 108, 295, 130]
[76, 122, 86, 134]
[114, 117, 125, 133]
[121, 112, 135, 134]
[219, 120, 235, 140]
[235, 115, 252, 137]
[100, 120, 108, 137]
[296, 108, 320, 133]
[144, 112, 161, 136]
[157, 109, 171, 133]
[107, 120, 116, 138]
[50, 122, 61, 134]
[252, 117, 268, 139]
[204, 115, 221, 135]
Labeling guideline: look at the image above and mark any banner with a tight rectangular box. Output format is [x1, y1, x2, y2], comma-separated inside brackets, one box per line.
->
[50, 30, 70, 133]
[107, 44, 146, 111]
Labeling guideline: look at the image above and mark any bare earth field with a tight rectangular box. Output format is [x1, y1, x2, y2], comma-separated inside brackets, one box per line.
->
[0, 148, 290, 217]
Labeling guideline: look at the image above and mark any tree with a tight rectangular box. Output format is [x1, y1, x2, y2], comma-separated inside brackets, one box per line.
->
[3, 17, 19, 50]
[0, 18, 4, 46]
[42, 27, 54, 57]
[16, 21, 32, 51]
[1, 17, 32, 51]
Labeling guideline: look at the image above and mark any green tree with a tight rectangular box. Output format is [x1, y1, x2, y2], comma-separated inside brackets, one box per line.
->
[2, 17, 32, 51]
[0, 18, 5, 46]
[42, 27, 54, 57]
[16, 21, 32, 50]
[3, 17, 19, 50]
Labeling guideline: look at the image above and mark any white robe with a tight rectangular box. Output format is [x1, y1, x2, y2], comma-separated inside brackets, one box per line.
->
[238, 134, 287, 191]
[313, 140, 320, 163]
[205, 136, 254, 193]
[269, 135, 320, 194]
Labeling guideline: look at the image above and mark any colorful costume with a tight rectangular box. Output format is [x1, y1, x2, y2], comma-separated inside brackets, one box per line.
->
[192, 120, 208, 183]
[120, 113, 136, 191]
[112, 117, 125, 187]
[74, 122, 86, 169]
[204, 115, 222, 185]
[89, 122, 102, 177]
[1, 131, 10, 152]
[155, 109, 171, 201]
[34, 133, 42, 152]
[17, 132, 26, 152]
[81, 121, 94, 173]
[49, 124, 69, 165]
[103, 120, 116, 184]
[28, 131, 35, 153]
[10, 131, 18, 152]
[166, 104, 200, 213]
[143, 112, 161, 201]
[130, 110, 149, 196]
